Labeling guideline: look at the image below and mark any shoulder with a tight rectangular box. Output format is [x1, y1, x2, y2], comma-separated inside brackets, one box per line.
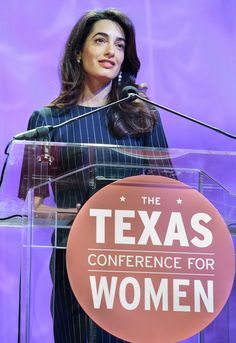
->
[29, 106, 55, 118]
[27, 107, 52, 129]
[30, 106, 65, 119]
[28, 106, 73, 129]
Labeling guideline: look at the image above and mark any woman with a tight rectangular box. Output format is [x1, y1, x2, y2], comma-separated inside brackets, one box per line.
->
[22, 7, 173, 343]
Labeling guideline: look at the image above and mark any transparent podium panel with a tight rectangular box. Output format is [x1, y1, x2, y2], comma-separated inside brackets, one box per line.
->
[0, 140, 236, 342]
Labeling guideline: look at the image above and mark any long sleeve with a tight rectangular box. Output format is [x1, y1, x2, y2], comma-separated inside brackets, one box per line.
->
[18, 111, 51, 200]
[143, 111, 176, 178]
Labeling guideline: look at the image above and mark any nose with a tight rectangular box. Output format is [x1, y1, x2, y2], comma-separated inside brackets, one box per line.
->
[104, 42, 115, 57]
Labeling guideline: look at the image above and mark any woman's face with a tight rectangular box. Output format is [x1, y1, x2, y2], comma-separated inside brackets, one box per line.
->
[81, 19, 126, 88]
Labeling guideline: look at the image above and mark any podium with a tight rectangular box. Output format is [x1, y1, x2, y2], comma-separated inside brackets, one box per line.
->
[0, 140, 236, 342]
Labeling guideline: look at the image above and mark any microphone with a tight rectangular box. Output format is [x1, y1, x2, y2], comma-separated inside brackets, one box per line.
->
[14, 126, 54, 140]
[13, 91, 136, 140]
[121, 86, 139, 99]
[122, 86, 236, 139]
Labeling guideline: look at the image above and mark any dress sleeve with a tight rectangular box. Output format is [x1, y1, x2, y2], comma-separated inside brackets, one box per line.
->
[27, 110, 46, 130]
[143, 110, 176, 178]
[18, 110, 51, 200]
[143, 110, 168, 148]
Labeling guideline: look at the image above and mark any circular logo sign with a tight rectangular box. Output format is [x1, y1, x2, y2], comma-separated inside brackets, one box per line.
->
[66, 175, 235, 342]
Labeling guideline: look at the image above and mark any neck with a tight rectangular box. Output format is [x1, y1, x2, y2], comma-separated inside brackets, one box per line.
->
[78, 81, 112, 107]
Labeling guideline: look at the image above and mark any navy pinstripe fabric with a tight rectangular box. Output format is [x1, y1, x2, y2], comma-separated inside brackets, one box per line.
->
[28, 105, 168, 147]
[28, 105, 172, 342]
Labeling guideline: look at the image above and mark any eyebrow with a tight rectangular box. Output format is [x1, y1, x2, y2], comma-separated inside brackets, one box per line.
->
[92, 32, 126, 42]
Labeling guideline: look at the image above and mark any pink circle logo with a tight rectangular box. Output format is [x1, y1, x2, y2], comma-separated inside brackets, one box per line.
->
[66, 175, 235, 342]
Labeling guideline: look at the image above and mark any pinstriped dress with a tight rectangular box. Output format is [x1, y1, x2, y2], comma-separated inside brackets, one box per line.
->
[26, 105, 173, 343]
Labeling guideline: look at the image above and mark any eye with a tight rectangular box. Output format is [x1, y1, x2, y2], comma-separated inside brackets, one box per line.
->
[116, 42, 125, 50]
[94, 37, 106, 44]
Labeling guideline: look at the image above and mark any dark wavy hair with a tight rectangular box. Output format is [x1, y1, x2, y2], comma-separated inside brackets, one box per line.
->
[50, 8, 157, 137]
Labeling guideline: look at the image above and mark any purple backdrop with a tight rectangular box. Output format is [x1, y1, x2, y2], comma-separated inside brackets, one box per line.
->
[1, 0, 236, 173]
[1, 0, 236, 342]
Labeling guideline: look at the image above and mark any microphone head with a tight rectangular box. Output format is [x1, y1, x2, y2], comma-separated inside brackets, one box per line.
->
[121, 85, 139, 99]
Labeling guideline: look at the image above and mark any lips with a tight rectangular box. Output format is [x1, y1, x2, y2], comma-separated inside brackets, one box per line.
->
[98, 59, 115, 68]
